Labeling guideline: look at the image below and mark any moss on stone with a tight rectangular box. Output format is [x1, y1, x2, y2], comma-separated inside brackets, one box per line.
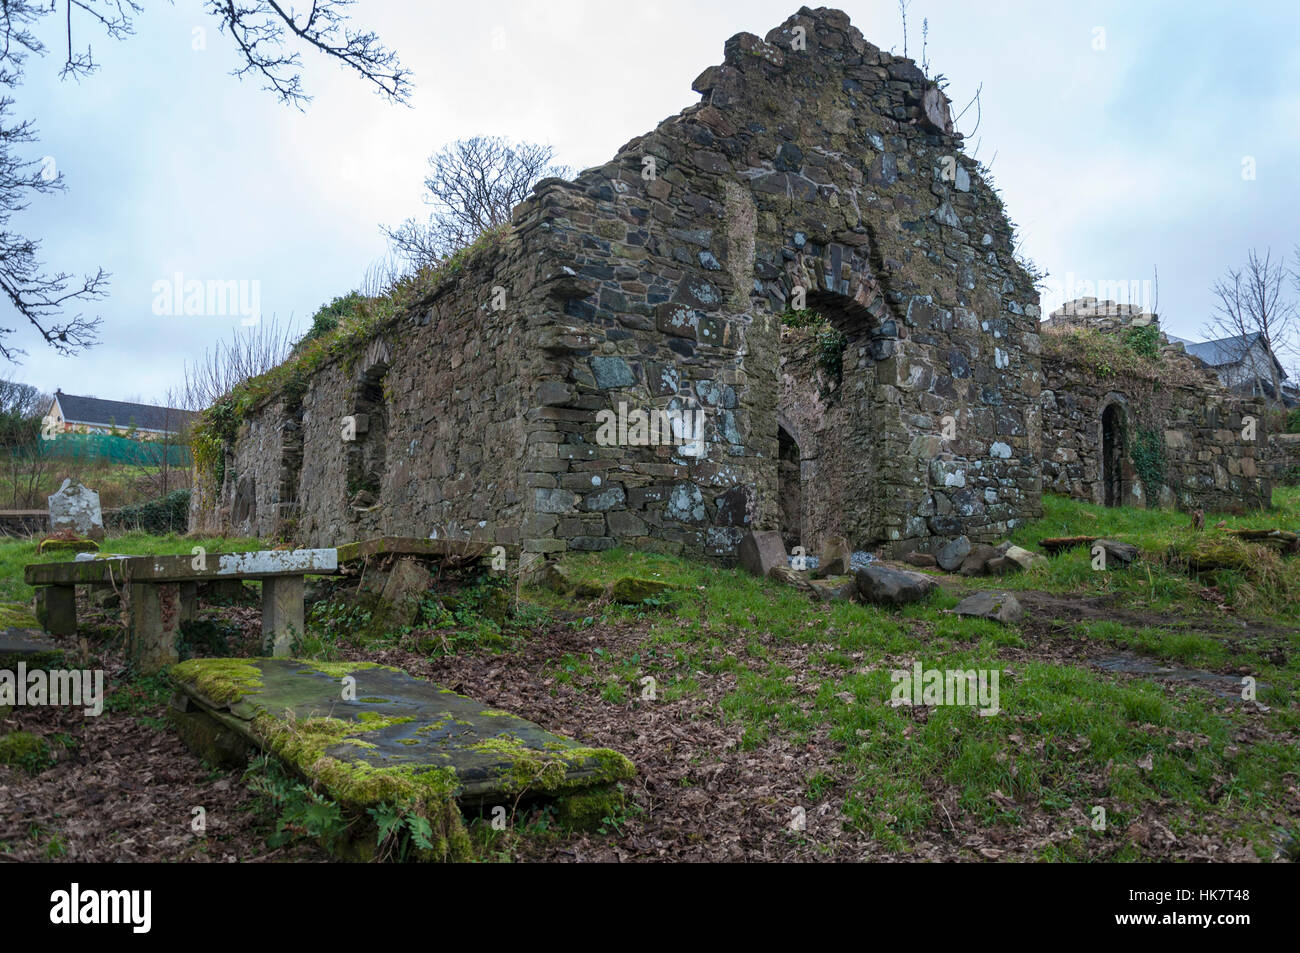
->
[609, 576, 676, 604]
[170, 658, 265, 705]
[297, 660, 399, 678]
[246, 709, 472, 860]
[0, 602, 40, 630]
[555, 784, 625, 832]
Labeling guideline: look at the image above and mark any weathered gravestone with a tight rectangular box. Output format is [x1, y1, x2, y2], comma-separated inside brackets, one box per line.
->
[48, 478, 104, 541]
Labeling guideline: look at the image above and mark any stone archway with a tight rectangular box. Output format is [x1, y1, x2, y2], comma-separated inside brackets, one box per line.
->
[1100, 398, 1128, 507]
[768, 241, 896, 549]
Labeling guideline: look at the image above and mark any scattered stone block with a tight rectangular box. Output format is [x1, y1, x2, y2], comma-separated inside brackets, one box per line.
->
[609, 576, 675, 603]
[1039, 535, 1098, 555]
[47, 478, 104, 541]
[904, 552, 937, 568]
[959, 544, 1000, 576]
[1002, 544, 1048, 571]
[985, 556, 1016, 575]
[936, 535, 972, 571]
[1094, 539, 1138, 566]
[768, 565, 814, 591]
[738, 530, 787, 578]
[953, 590, 1024, 624]
[815, 535, 852, 576]
[855, 564, 937, 606]
[808, 576, 856, 603]
[536, 562, 573, 595]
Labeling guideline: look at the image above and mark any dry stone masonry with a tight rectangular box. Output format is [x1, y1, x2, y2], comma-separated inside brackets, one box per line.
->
[193, 7, 1047, 564]
[1040, 300, 1271, 512]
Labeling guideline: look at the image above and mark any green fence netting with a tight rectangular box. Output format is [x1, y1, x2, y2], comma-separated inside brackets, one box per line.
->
[10, 432, 191, 467]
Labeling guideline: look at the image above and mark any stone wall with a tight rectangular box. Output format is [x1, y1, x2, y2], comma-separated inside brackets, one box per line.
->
[1040, 303, 1271, 512]
[194, 246, 545, 547]
[195, 6, 1044, 560]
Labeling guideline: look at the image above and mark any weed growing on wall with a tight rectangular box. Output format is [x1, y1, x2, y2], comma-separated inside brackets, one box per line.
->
[781, 309, 847, 399]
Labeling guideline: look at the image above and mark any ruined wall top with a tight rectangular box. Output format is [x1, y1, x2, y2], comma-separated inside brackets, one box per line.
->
[1043, 297, 1159, 333]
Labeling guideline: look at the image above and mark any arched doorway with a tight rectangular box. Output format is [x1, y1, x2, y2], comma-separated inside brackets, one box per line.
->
[1101, 402, 1126, 507]
[778, 423, 801, 550]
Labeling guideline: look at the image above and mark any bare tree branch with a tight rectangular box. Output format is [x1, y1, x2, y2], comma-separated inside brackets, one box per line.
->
[0, 0, 410, 362]
[208, 0, 412, 108]
[383, 136, 570, 269]
[1204, 248, 1298, 406]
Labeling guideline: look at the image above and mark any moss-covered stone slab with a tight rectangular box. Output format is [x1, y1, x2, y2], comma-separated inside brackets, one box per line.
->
[169, 658, 635, 809]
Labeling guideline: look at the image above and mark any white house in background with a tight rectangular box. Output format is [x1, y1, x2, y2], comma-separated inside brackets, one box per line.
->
[46, 390, 196, 438]
[1166, 332, 1296, 407]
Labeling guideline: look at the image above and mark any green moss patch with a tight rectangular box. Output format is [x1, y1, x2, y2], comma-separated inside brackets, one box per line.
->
[169, 657, 635, 861]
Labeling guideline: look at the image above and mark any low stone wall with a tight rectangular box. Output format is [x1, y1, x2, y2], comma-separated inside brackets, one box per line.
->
[1041, 329, 1271, 512]
[1268, 432, 1300, 486]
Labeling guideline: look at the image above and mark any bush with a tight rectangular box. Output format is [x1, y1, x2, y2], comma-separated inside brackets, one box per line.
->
[108, 489, 191, 535]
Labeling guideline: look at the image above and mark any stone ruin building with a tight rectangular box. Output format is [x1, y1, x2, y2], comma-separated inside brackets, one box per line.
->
[1040, 299, 1272, 512]
[191, 7, 1279, 565]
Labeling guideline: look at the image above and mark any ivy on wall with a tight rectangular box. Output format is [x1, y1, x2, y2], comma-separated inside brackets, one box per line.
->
[1129, 425, 1166, 497]
[782, 309, 847, 400]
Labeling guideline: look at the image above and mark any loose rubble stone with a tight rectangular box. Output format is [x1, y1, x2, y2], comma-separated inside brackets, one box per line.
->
[936, 536, 972, 572]
[815, 535, 852, 576]
[609, 577, 675, 603]
[960, 544, 1000, 576]
[1094, 539, 1139, 566]
[1002, 544, 1048, 571]
[855, 564, 937, 606]
[739, 531, 787, 578]
[953, 590, 1024, 624]
[904, 552, 938, 568]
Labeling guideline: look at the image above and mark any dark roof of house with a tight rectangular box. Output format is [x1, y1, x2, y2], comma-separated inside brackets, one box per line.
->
[1169, 332, 1284, 373]
[53, 391, 196, 433]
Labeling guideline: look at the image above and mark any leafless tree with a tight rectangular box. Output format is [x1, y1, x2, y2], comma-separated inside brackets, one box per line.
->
[0, 0, 410, 362]
[0, 378, 49, 419]
[1205, 248, 1298, 406]
[0, 378, 51, 508]
[182, 318, 298, 410]
[383, 137, 570, 269]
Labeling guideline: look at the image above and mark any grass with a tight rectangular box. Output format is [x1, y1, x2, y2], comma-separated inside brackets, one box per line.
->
[0, 531, 264, 604]
[521, 489, 1299, 858]
[950, 487, 1300, 620]
[1, 487, 1293, 861]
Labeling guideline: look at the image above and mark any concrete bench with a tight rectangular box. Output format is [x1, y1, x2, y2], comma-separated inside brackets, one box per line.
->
[24, 549, 339, 673]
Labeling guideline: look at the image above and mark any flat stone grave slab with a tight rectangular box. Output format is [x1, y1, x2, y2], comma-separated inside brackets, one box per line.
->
[169, 658, 634, 808]
[1093, 653, 1267, 700]
[0, 627, 64, 669]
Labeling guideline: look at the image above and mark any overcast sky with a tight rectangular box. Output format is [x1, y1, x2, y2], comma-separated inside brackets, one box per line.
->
[9, 0, 1300, 403]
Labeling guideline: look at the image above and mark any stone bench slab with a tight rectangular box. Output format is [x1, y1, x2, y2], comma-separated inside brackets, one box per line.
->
[25, 548, 339, 586]
[170, 658, 634, 806]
